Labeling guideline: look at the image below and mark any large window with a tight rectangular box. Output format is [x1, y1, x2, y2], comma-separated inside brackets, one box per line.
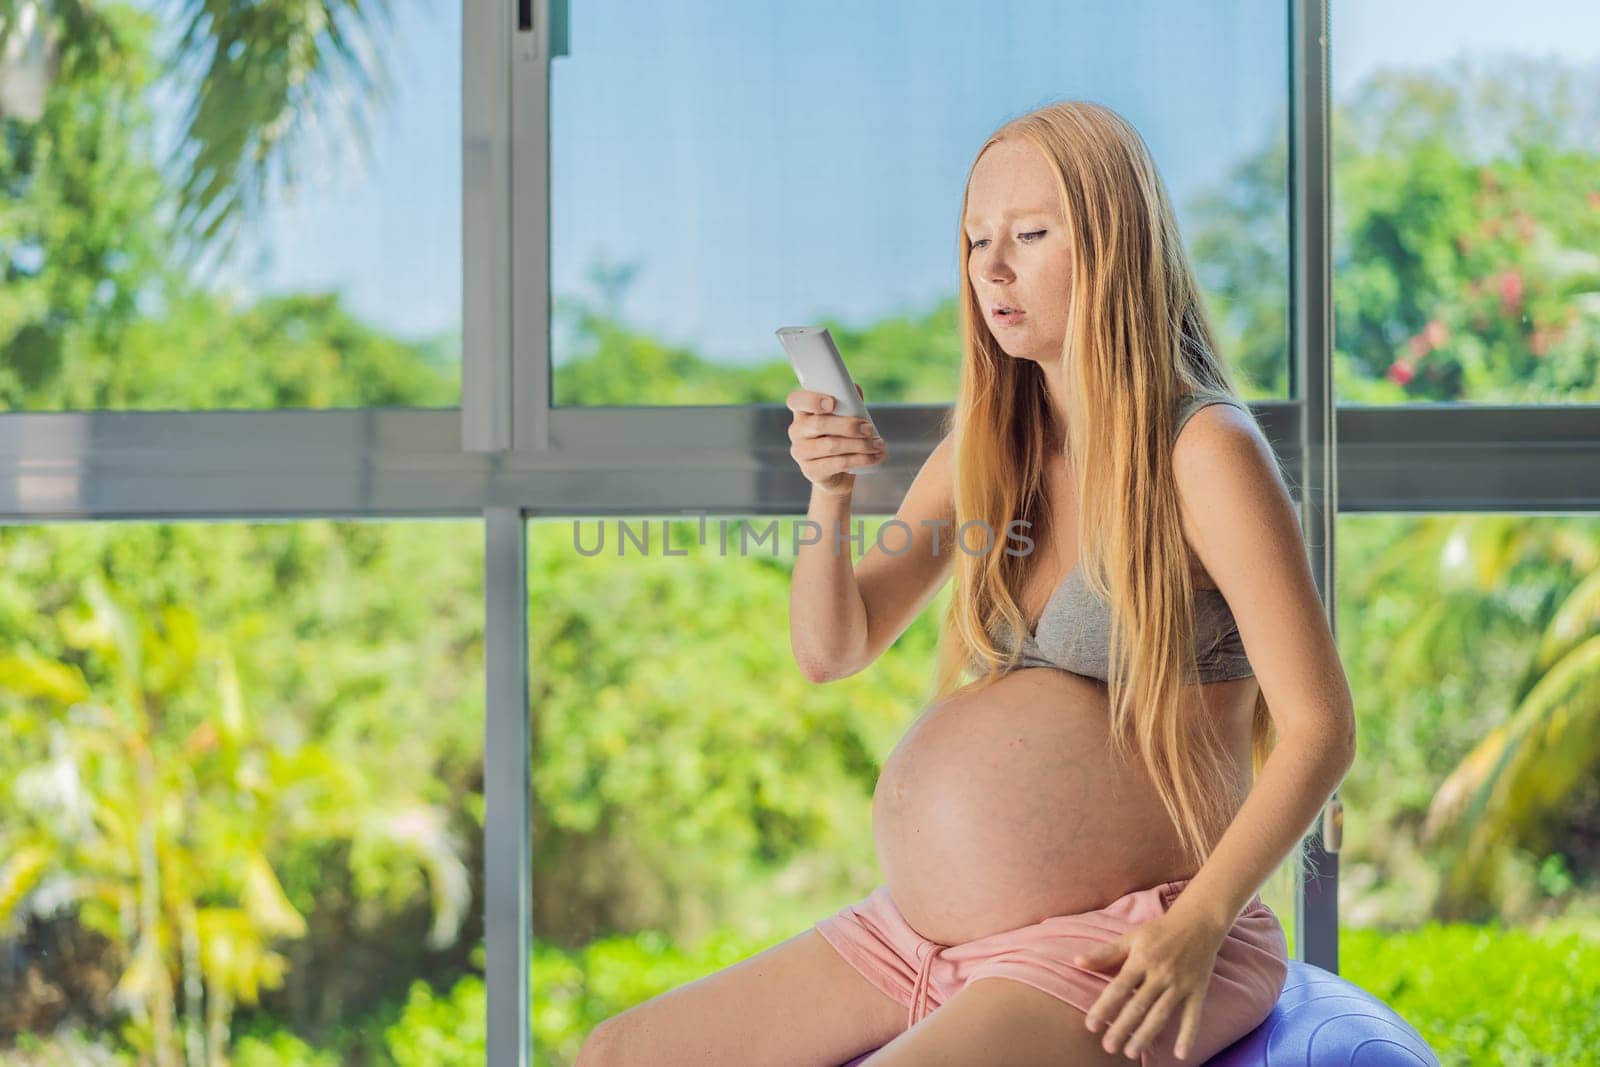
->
[549, 0, 1290, 407]
[4, 2, 1598, 1064]
[1332, 0, 1600, 404]
[0, 1, 462, 412]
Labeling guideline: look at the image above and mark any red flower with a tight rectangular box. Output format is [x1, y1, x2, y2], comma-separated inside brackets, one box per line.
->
[1498, 270, 1524, 315]
[1387, 360, 1415, 386]
[1530, 324, 1568, 358]
[1589, 191, 1600, 210]
[1423, 319, 1449, 348]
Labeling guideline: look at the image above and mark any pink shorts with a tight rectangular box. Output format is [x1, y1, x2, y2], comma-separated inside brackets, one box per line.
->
[813, 878, 1288, 1067]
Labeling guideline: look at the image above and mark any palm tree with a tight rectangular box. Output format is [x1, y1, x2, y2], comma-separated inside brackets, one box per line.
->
[0, 0, 396, 255]
[1421, 525, 1600, 915]
[0, 573, 471, 1065]
[1348, 514, 1600, 917]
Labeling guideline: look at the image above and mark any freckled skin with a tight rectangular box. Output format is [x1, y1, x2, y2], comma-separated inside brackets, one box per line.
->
[871, 668, 1254, 947]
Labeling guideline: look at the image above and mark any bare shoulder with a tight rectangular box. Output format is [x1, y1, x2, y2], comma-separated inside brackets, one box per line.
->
[1172, 400, 1280, 487]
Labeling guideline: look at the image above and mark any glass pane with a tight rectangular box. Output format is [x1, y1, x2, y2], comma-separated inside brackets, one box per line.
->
[1332, 1, 1600, 403]
[0, 2, 462, 412]
[530, 515, 893, 1062]
[1334, 512, 1599, 1062]
[550, 1, 1289, 406]
[531, 515, 1291, 1064]
[0, 520, 484, 1061]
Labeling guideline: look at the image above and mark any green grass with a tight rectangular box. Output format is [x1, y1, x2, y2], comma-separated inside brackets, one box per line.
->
[1339, 922, 1600, 1067]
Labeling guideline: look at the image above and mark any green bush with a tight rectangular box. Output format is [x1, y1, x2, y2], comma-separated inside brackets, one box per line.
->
[230, 1028, 343, 1067]
[384, 973, 487, 1067]
[532, 926, 773, 1065]
[1341, 922, 1600, 1067]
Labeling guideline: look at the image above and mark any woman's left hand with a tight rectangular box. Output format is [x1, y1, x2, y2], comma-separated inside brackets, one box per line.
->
[1072, 909, 1227, 1061]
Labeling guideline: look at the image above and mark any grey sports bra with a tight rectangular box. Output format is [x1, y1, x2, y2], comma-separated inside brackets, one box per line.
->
[990, 392, 1255, 685]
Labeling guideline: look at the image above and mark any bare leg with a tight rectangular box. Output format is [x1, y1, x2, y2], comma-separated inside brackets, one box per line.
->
[576, 928, 907, 1067]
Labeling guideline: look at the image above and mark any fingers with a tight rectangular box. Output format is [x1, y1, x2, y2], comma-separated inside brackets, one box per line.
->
[785, 386, 882, 488]
[794, 431, 883, 456]
[1120, 986, 1183, 1059]
[792, 417, 878, 446]
[1173, 997, 1204, 1060]
[1098, 980, 1158, 1055]
[792, 449, 885, 483]
[790, 434, 886, 465]
[1085, 971, 1138, 1032]
[785, 392, 879, 444]
[785, 388, 838, 414]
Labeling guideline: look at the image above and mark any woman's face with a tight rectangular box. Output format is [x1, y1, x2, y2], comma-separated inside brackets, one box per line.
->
[964, 139, 1074, 366]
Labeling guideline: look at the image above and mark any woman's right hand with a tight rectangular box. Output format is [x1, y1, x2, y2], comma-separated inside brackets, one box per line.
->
[785, 383, 887, 497]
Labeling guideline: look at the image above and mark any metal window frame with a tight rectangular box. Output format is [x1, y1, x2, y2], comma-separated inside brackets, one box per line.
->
[3, 0, 1600, 1062]
[1289, 0, 1341, 975]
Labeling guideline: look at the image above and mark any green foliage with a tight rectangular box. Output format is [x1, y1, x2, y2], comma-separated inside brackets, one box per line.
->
[0, 2, 455, 413]
[110, 289, 458, 409]
[528, 516, 943, 947]
[1187, 126, 1290, 396]
[5, 1027, 133, 1065]
[0, 520, 485, 1060]
[229, 1028, 343, 1067]
[164, 0, 397, 257]
[552, 295, 969, 406]
[1329, 59, 1600, 402]
[530, 926, 783, 1067]
[1334, 513, 1600, 923]
[0, 4, 168, 409]
[1340, 922, 1600, 1066]
[383, 973, 486, 1067]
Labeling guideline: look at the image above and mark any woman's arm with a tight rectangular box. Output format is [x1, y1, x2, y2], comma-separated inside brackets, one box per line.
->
[790, 486, 870, 682]
[1167, 727, 1354, 936]
[1167, 402, 1359, 931]
[790, 434, 957, 682]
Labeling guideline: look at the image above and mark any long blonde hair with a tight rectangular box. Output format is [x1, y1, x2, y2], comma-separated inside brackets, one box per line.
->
[931, 101, 1303, 881]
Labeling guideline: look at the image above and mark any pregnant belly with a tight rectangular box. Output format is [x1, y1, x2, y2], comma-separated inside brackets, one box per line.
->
[871, 667, 1217, 946]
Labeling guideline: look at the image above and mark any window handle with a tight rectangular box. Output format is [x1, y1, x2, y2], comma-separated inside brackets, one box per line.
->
[1322, 794, 1343, 853]
[518, 0, 570, 58]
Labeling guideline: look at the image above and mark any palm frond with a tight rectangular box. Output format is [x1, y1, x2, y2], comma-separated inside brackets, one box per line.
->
[1423, 633, 1600, 858]
[161, 0, 395, 258]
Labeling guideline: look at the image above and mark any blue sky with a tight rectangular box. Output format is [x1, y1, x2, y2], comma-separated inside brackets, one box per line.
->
[170, 0, 1598, 362]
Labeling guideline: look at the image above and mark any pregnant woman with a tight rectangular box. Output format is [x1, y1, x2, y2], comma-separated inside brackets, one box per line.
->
[578, 101, 1356, 1067]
